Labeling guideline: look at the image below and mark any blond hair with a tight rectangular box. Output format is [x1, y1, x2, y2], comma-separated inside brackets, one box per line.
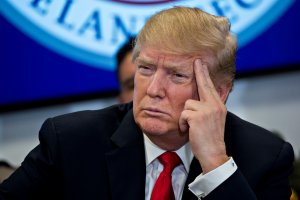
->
[133, 6, 237, 84]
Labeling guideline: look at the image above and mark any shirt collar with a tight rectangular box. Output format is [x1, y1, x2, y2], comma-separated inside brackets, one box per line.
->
[143, 133, 194, 172]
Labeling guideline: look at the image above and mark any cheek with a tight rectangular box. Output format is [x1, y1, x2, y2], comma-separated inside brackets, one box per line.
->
[133, 89, 139, 105]
[133, 77, 148, 110]
[134, 75, 150, 94]
[170, 87, 195, 115]
[133, 79, 143, 100]
[176, 84, 196, 101]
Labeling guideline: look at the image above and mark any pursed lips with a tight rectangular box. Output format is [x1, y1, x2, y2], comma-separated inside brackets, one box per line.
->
[142, 107, 169, 117]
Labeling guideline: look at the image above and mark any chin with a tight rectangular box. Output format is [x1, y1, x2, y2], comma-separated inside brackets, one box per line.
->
[138, 118, 176, 136]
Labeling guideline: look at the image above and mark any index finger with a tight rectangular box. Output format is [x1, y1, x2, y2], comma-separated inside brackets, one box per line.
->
[193, 59, 218, 101]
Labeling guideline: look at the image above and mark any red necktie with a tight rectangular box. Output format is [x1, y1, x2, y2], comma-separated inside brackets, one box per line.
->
[150, 151, 181, 200]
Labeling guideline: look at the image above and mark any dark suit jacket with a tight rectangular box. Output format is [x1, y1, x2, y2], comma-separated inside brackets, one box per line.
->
[0, 103, 294, 200]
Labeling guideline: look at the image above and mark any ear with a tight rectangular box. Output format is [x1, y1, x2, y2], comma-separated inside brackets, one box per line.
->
[217, 82, 232, 103]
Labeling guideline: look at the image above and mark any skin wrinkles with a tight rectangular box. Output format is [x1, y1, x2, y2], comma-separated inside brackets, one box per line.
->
[133, 47, 199, 150]
[133, 45, 232, 173]
[135, 55, 196, 81]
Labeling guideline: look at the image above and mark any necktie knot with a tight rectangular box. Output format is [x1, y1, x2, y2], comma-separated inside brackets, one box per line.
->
[158, 151, 181, 170]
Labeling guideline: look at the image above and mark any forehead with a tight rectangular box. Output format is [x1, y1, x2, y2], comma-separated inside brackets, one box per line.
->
[136, 46, 197, 70]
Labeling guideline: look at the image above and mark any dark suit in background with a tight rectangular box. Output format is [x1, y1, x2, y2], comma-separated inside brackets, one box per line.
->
[0, 103, 294, 200]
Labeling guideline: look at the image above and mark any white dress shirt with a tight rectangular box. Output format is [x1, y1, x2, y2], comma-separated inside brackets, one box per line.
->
[143, 134, 237, 200]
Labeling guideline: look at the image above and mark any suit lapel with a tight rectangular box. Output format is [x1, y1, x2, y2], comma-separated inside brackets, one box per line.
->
[105, 110, 146, 200]
[105, 107, 235, 200]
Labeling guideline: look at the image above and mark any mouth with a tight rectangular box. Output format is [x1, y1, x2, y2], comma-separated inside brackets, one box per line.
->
[142, 107, 169, 117]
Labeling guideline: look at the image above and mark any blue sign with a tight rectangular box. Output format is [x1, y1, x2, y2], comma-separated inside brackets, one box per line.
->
[0, 0, 300, 111]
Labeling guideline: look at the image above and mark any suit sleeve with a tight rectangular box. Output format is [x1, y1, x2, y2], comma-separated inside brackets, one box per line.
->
[203, 142, 294, 200]
[255, 142, 294, 199]
[0, 118, 63, 200]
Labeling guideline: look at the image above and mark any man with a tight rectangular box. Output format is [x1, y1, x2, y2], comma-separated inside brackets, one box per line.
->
[0, 6, 294, 200]
[116, 36, 136, 103]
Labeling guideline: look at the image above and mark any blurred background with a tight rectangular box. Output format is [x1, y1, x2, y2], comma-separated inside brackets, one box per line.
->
[0, 0, 299, 168]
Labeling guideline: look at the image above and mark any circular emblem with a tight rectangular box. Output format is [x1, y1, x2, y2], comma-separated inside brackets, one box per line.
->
[110, 0, 179, 5]
[0, 0, 295, 71]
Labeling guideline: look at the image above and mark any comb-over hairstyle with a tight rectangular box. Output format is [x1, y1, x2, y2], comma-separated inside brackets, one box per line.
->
[133, 6, 237, 84]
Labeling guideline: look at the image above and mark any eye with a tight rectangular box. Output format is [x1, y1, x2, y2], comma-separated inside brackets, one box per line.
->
[174, 73, 185, 78]
[137, 65, 153, 76]
[171, 72, 190, 83]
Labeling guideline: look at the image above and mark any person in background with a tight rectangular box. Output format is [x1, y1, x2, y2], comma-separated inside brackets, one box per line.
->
[0, 6, 294, 200]
[116, 36, 136, 103]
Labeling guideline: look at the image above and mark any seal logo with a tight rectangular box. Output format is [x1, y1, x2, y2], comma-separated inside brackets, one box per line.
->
[110, 0, 179, 4]
[0, 0, 295, 70]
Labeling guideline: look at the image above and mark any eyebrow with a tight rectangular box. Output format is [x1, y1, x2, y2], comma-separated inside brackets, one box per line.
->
[135, 57, 193, 71]
[135, 57, 156, 67]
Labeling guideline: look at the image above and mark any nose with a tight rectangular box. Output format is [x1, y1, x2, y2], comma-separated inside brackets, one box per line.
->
[146, 70, 166, 99]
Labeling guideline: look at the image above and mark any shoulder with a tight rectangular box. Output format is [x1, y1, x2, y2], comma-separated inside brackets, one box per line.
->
[225, 112, 294, 175]
[225, 112, 285, 148]
[52, 103, 131, 127]
[39, 103, 133, 141]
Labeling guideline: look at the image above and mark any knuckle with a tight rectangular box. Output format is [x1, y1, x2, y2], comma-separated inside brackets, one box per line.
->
[185, 99, 193, 106]
[213, 105, 226, 116]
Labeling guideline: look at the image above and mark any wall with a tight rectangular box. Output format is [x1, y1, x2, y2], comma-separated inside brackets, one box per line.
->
[0, 71, 299, 166]
[227, 70, 300, 157]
